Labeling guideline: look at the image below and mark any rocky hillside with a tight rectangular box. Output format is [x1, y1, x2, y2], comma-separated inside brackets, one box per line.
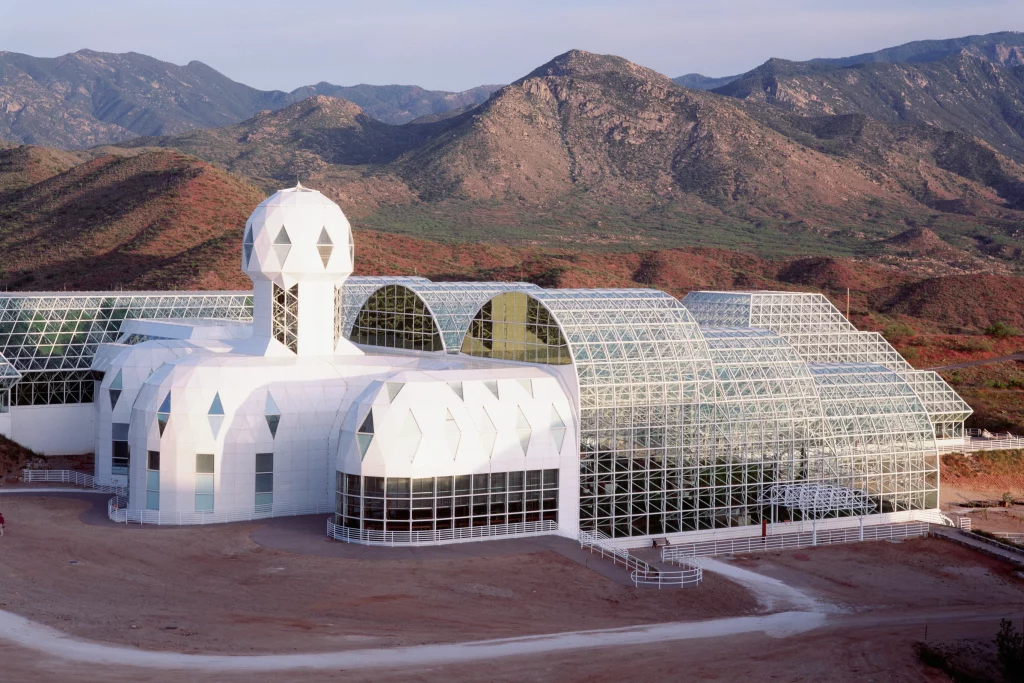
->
[714, 37, 1024, 164]
[0, 146, 262, 290]
[115, 49, 1024, 265]
[0, 49, 498, 148]
[4, 141, 1024, 340]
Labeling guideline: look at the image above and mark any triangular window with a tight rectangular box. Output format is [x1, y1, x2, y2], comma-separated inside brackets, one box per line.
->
[357, 433, 374, 457]
[243, 225, 254, 267]
[358, 410, 374, 435]
[317, 227, 334, 268]
[157, 391, 171, 437]
[386, 382, 404, 402]
[550, 405, 566, 453]
[448, 381, 463, 400]
[272, 226, 292, 265]
[516, 406, 532, 455]
[208, 392, 225, 438]
[484, 380, 499, 399]
[109, 369, 123, 409]
[265, 392, 281, 439]
[517, 378, 533, 398]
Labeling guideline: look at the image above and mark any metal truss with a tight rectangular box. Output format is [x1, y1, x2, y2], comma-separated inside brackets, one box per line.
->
[763, 483, 876, 517]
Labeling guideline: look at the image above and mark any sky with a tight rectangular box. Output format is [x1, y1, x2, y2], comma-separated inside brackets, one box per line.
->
[3, 0, 1024, 92]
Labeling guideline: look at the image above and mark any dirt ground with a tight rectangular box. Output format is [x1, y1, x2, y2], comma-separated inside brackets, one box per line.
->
[1, 495, 1023, 682]
[731, 537, 1024, 610]
[960, 506, 1024, 534]
[0, 496, 756, 655]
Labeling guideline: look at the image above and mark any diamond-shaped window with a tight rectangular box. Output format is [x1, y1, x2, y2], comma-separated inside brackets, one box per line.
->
[265, 392, 281, 439]
[243, 225, 254, 267]
[157, 391, 171, 437]
[317, 227, 333, 268]
[109, 369, 122, 410]
[208, 392, 225, 438]
[272, 226, 292, 266]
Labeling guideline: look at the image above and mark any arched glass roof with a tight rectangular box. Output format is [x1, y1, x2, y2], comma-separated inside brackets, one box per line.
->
[463, 288, 717, 538]
[339, 276, 431, 343]
[702, 326, 827, 452]
[351, 281, 538, 353]
[809, 363, 938, 512]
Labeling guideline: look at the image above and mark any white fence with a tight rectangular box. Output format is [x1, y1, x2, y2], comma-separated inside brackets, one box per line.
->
[661, 521, 931, 560]
[579, 530, 702, 588]
[107, 498, 332, 525]
[327, 518, 558, 547]
[994, 532, 1024, 544]
[941, 431, 1024, 454]
[22, 469, 126, 496]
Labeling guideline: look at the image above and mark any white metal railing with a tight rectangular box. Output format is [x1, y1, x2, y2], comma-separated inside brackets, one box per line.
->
[994, 532, 1024, 544]
[327, 518, 557, 546]
[942, 431, 1024, 454]
[108, 499, 332, 525]
[22, 469, 127, 496]
[661, 521, 930, 560]
[579, 530, 702, 588]
[959, 517, 972, 532]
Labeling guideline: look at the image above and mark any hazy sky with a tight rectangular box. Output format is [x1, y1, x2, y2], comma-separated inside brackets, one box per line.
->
[3, 0, 1023, 92]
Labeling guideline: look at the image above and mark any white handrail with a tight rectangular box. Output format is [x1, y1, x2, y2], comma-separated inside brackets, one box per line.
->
[327, 518, 557, 546]
[579, 529, 702, 588]
[108, 498, 332, 525]
[661, 521, 930, 560]
[22, 469, 127, 497]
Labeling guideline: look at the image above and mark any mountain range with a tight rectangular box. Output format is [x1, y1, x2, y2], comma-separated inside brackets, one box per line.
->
[1, 32, 1024, 279]
[0, 49, 500, 148]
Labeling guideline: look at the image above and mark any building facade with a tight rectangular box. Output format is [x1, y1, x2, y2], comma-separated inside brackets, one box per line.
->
[3, 186, 971, 546]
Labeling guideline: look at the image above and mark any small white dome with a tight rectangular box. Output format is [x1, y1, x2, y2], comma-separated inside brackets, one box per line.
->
[242, 184, 354, 286]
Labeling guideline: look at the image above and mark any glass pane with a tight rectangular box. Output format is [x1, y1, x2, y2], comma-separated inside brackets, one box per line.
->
[255, 472, 274, 494]
[255, 492, 273, 507]
[146, 490, 159, 510]
[196, 453, 214, 474]
[146, 470, 159, 491]
[255, 453, 274, 473]
[195, 494, 214, 512]
[147, 450, 160, 470]
[195, 473, 214, 495]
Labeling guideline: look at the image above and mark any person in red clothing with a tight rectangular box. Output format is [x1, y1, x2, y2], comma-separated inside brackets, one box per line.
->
[0, 511, 5, 536]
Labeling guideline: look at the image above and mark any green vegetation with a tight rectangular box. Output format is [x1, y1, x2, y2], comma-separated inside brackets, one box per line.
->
[986, 321, 1022, 338]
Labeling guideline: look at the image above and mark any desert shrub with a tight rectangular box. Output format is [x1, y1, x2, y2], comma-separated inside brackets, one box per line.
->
[985, 321, 1021, 338]
[883, 321, 916, 339]
[997, 618, 1024, 680]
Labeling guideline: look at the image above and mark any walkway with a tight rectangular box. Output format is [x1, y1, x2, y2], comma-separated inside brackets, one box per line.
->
[0, 607, 824, 672]
[930, 525, 1024, 566]
[927, 352, 1024, 371]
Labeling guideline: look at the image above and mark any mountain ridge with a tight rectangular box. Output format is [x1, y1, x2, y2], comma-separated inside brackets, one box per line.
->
[0, 48, 500, 148]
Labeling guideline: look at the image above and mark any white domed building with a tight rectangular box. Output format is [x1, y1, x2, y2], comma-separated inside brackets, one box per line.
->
[4, 185, 970, 547]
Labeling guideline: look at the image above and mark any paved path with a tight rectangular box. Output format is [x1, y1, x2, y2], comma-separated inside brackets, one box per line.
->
[930, 525, 1024, 566]
[0, 607, 824, 672]
[927, 352, 1024, 371]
